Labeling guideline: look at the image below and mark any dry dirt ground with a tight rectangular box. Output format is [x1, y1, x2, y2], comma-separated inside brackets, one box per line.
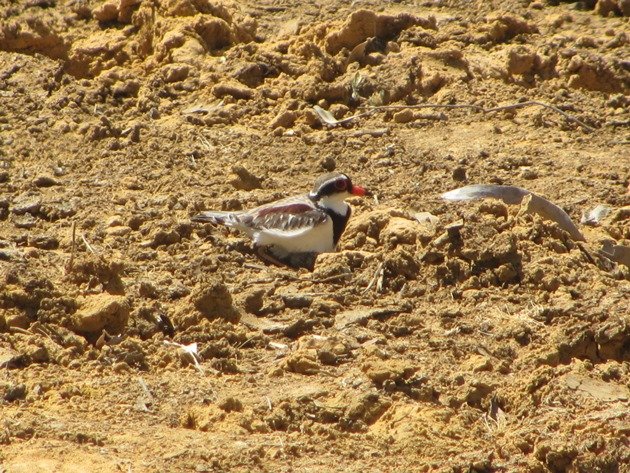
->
[1, 0, 629, 471]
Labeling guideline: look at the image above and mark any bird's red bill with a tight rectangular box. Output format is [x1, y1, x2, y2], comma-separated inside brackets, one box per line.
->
[351, 185, 367, 196]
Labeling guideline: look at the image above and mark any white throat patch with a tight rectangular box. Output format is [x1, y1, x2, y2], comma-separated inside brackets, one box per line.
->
[317, 193, 350, 216]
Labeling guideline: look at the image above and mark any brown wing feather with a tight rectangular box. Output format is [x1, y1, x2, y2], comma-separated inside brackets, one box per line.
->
[242, 202, 328, 232]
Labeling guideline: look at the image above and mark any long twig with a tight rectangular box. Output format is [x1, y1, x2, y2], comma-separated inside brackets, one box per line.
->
[322, 100, 596, 133]
[364, 103, 483, 112]
[483, 100, 596, 132]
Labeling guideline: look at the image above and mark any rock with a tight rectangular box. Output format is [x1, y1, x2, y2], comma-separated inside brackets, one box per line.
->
[190, 280, 239, 322]
[72, 295, 130, 334]
[393, 109, 414, 123]
[106, 215, 124, 227]
[0, 345, 22, 369]
[118, 0, 140, 22]
[0, 249, 22, 261]
[461, 354, 493, 373]
[11, 194, 41, 215]
[195, 17, 233, 50]
[594, 0, 625, 16]
[3, 383, 27, 402]
[5, 311, 30, 330]
[302, 108, 320, 127]
[33, 175, 60, 187]
[27, 235, 59, 250]
[280, 293, 313, 309]
[105, 226, 132, 237]
[0, 198, 8, 220]
[320, 156, 336, 171]
[325, 10, 435, 55]
[452, 166, 467, 182]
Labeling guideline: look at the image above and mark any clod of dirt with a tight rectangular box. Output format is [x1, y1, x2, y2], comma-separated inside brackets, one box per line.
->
[189, 279, 239, 323]
[361, 359, 417, 386]
[146, 229, 181, 248]
[229, 165, 262, 190]
[92, 0, 139, 24]
[212, 81, 254, 100]
[72, 294, 130, 334]
[562, 52, 627, 93]
[217, 396, 244, 413]
[284, 349, 320, 375]
[93, 2, 118, 22]
[344, 209, 405, 248]
[380, 216, 434, 248]
[563, 373, 629, 402]
[0, 344, 21, 368]
[269, 110, 297, 130]
[383, 248, 421, 281]
[159, 63, 190, 83]
[481, 13, 537, 44]
[342, 393, 391, 431]
[235, 288, 265, 315]
[65, 255, 125, 294]
[325, 10, 435, 55]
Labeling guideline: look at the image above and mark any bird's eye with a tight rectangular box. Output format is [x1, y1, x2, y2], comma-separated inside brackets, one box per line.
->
[334, 179, 347, 191]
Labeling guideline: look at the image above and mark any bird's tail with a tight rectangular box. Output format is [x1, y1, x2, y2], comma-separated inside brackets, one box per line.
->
[191, 211, 238, 225]
[190, 210, 232, 225]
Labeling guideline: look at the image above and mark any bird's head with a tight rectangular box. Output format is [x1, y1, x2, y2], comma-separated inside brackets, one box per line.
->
[309, 173, 369, 214]
[309, 173, 369, 199]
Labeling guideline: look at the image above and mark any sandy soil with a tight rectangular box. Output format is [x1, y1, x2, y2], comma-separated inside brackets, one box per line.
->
[1, 0, 629, 471]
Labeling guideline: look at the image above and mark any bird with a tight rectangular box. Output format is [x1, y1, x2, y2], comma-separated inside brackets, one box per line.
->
[192, 172, 369, 268]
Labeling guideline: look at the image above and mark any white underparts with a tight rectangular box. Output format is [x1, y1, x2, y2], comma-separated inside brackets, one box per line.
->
[254, 217, 335, 253]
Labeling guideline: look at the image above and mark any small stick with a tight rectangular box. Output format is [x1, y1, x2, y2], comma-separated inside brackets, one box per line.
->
[243, 263, 269, 271]
[66, 221, 76, 272]
[8, 327, 34, 336]
[81, 233, 96, 254]
[309, 273, 352, 284]
[364, 262, 384, 293]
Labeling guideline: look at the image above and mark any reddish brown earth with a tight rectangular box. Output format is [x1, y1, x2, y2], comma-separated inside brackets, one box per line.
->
[1, 0, 629, 471]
